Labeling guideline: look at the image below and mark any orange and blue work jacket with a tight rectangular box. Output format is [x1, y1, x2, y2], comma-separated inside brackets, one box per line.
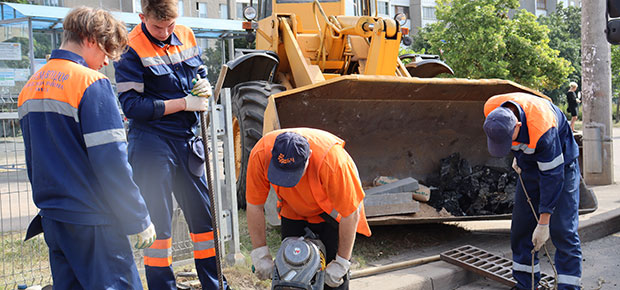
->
[484, 92, 579, 214]
[114, 23, 206, 139]
[246, 128, 371, 237]
[18, 49, 151, 234]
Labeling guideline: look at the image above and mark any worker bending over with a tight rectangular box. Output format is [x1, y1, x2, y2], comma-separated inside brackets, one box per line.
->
[18, 7, 155, 289]
[246, 128, 372, 290]
[114, 0, 226, 289]
[483, 92, 581, 290]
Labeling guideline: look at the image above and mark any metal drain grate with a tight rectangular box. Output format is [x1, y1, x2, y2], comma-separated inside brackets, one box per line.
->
[440, 245, 555, 289]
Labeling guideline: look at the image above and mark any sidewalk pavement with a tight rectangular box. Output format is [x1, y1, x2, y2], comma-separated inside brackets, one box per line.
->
[350, 127, 620, 290]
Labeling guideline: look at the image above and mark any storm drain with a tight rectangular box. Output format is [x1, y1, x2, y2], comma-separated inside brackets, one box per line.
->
[440, 245, 555, 289]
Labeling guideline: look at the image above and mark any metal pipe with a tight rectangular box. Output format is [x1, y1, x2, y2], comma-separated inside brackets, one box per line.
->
[350, 254, 440, 280]
[28, 17, 35, 75]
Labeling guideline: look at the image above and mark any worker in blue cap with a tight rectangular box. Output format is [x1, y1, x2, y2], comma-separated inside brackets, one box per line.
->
[483, 92, 582, 290]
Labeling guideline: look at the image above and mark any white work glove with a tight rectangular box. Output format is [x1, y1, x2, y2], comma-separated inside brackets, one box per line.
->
[512, 158, 521, 175]
[191, 74, 212, 98]
[129, 223, 156, 249]
[531, 223, 550, 252]
[183, 94, 208, 111]
[325, 255, 350, 288]
[250, 246, 274, 280]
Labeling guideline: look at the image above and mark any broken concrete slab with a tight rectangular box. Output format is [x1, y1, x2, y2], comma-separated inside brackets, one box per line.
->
[366, 177, 420, 195]
[364, 192, 420, 217]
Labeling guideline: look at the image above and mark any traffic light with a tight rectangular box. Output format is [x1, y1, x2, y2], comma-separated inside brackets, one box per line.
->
[607, 0, 620, 44]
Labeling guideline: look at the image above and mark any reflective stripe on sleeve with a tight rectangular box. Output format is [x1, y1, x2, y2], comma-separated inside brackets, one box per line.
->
[537, 154, 564, 171]
[329, 209, 339, 220]
[116, 81, 144, 93]
[83, 128, 127, 148]
[512, 261, 540, 273]
[511, 143, 535, 154]
[557, 274, 581, 286]
[18, 99, 79, 122]
[140, 46, 200, 67]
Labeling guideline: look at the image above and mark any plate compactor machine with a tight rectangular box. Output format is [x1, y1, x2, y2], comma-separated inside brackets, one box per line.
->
[270, 228, 327, 290]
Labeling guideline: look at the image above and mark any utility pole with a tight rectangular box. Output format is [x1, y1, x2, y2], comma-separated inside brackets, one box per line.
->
[226, 0, 235, 62]
[581, 0, 614, 185]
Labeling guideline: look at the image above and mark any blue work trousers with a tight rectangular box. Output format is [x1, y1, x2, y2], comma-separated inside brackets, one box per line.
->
[128, 129, 226, 290]
[41, 217, 142, 290]
[511, 159, 582, 290]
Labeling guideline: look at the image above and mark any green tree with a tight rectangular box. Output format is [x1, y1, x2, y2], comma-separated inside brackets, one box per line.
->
[537, 4, 581, 103]
[419, 0, 572, 91]
[611, 45, 620, 121]
[201, 45, 223, 84]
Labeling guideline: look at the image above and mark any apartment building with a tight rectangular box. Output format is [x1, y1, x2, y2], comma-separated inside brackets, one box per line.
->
[31, 0, 251, 20]
[410, 0, 581, 34]
[31, 0, 581, 42]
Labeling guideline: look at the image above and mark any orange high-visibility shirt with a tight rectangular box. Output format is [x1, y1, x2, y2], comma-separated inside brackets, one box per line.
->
[246, 129, 365, 224]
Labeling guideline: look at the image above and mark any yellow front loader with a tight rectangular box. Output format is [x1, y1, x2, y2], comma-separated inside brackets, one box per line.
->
[219, 0, 597, 224]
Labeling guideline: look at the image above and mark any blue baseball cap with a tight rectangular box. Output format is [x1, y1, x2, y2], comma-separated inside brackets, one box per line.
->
[483, 106, 517, 157]
[268, 132, 310, 187]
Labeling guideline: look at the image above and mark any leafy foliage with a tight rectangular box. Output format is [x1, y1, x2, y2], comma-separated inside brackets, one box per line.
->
[201, 38, 254, 84]
[611, 45, 620, 121]
[410, 0, 572, 92]
[537, 4, 581, 103]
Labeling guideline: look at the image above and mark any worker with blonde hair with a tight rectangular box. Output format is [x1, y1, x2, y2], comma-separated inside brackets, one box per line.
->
[114, 0, 227, 289]
[18, 6, 155, 289]
[566, 81, 580, 132]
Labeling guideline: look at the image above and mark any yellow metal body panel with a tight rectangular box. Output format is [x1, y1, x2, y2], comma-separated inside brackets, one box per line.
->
[273, 1, 345, 32]
[364, 30, 401, 75]
[280, 17, 325, 87]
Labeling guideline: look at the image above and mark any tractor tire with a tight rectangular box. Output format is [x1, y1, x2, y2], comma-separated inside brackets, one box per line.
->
[232, 81, 286, 208]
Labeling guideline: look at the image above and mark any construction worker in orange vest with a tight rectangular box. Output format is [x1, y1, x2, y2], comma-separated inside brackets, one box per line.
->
[113, 0, 227, 289]
[483, 92, 582, 290]
[18, 7, 155, 289]
[246, 128, 372, 290]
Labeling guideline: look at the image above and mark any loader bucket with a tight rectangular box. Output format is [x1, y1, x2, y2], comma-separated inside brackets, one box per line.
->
[263, 75, 598, 224]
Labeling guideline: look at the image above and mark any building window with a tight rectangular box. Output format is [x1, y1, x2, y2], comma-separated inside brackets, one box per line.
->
[422, 6, 436, 20]
[377, 1, 389, 16]
[220, 4, 228, 19]
[394, 5, 410, 19]
[178, 0, 184, 16]
[134, 0, 142, 13]
[537, 0, 547, 10]
[236, 3, 249, 20]
[198, 2, 208, 18]
[44, 0, 59, 6]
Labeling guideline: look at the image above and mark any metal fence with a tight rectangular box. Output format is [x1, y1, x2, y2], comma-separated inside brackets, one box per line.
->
[0, 114, 198, 290]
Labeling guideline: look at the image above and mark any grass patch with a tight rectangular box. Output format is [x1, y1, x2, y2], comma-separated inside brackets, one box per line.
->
[0, 232, 51, 289]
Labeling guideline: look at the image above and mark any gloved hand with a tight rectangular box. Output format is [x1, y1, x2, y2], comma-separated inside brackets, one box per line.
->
[325, 255, 350, 288]
[184, 94, 208, 111]
[512, 158, 521, 174]
[250, 246, 274, 280]
[191, 74, 212, 98]
[531, 223, 550, 251]
[129, 223, 156, 249]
